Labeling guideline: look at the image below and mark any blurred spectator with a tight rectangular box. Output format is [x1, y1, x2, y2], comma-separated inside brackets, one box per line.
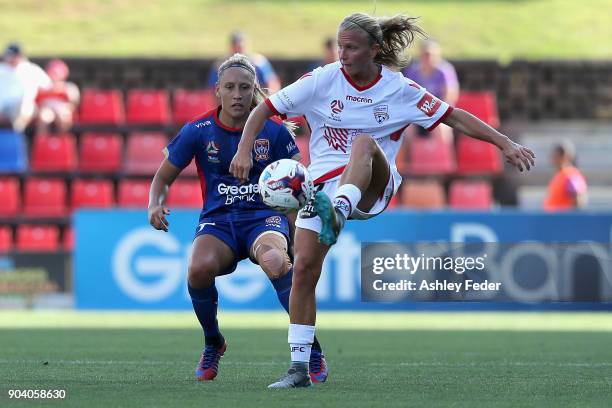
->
[35, 59, 80, 133]
[207, 31, 280, 93]
[543, 140, 588, 211]
[0, 43, 51, 132]
[308, 37, 338, 71]
[402, 39, 459, 139]
[403, 39, 459, 105]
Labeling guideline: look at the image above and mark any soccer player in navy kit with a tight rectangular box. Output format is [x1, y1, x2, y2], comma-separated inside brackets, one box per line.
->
[148, 54, 327, 383]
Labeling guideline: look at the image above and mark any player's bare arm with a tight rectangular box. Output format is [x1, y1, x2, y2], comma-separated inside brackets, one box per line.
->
[443, 108, 536, 172]
[148, 159, 181, 232]
[230, 102, 274, 182]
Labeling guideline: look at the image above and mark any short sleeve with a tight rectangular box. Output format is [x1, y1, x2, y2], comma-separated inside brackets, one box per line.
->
[402, 78, 454, 131]
[274, 124, 300, 160]
[163, 124, 197, 169]
[267, 69, 318, 118]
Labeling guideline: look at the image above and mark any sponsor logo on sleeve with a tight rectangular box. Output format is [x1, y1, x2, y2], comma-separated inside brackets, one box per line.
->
[286, 140, 297, 154]
[417, 93, 441, 117]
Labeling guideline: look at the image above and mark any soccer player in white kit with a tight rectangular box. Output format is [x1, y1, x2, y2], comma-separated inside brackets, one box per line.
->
[230, 12, 536, 388]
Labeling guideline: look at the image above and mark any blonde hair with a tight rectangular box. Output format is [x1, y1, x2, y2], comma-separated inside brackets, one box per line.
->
[339, 12, 425, 71]
[217, 54, 296, 136]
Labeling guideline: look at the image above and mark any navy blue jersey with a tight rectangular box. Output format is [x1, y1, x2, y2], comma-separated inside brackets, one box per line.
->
[164, 107, 300, 220]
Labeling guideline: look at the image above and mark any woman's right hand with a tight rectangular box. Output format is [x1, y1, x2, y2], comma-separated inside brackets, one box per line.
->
[229, 148, 253, 183]
[148, 205, 171, 232]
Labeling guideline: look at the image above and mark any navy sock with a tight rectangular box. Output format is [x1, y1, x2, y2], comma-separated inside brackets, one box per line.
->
[270, 268, 293, 313]
[188, 283, 224, 348]
[270, 268, 322, 353]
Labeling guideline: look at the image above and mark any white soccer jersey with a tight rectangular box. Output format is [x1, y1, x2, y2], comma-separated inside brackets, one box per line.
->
[266, 61, 453, 184]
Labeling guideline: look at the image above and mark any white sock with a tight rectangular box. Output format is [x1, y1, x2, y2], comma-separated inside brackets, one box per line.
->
[288, 323, 315, 363]
[333, 184, 362, 219]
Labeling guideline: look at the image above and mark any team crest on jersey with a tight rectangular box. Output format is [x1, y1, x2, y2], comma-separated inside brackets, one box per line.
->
[206, 140, 220, 163]
[373, 105, 389, 124]
[254, 139, 270, 161]
[265, 216, 282, 228]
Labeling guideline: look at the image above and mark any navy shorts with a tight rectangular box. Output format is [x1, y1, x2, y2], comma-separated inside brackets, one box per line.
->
[193, 212, 290, 275]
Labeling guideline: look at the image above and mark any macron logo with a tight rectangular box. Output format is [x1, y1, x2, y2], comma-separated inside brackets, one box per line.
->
[346, 95, 373, 104]
[417, 93, 441, 117]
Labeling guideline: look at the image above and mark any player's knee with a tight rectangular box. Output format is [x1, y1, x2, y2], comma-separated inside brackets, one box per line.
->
[259, 247, 290, 280]
[351, 134, 377, 158]
[187, 256, 218, 288]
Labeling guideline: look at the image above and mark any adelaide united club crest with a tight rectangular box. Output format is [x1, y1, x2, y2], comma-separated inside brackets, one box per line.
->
[254, 138, 270, 161]
[373, 104, 389, 124]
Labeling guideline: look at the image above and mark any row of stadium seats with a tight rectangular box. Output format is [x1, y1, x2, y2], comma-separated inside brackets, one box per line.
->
[7, 129, 501, 177]
[0, 225, 72, 253]
[0, 178, 201, 218]
[388, 179, 493, 209]
[0, 176, 491, 220]
[1, 131, 198, 176]
[76, 89, 499, 128]
[78, 88, 216, 125]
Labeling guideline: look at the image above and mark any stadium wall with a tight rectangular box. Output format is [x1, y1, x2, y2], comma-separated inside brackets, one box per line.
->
[30, 57, 612, 121]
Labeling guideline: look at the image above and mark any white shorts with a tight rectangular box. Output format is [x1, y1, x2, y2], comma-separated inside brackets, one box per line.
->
[295, 167, 401, 233]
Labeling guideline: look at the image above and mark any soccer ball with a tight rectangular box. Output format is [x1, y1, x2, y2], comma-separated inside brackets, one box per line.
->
[258, 159, 315, 213]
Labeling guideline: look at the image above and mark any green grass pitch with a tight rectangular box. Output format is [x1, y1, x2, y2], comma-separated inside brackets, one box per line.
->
[1, 312, 611, 407]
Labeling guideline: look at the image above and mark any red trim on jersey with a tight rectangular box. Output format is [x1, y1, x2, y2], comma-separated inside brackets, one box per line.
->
[313, 165, 347, 185]
[188, 108, 217, 125]
[213, 107, 243, 132]
[299, 72, 312, 80]
[426, 106, 454, 132]
[390, 125, 409, 141]
[270, 116, 283, 125]
[265, 98, 282, 116]
[340, 67, 382, 92]
[194, 159, 207, 206]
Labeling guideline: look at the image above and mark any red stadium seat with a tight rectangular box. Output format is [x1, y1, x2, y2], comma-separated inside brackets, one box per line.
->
[0, 177, 20, 218]
[449, 180, 493, 209]
[118, 179, 150, 208]
[172, 89, 216, 124]
[167, 180, 202, 208]
[126, 89, 171, 125]
[0, 226, 12, 252]
[407, 127, 456, 175]
[16, 225, 59, 252]
[124, 132, 167, 175]
[456, 92, 500, 128]
[71, 179, 114, 209]
[295, 137, 310, 166]
[456, 134, 502, 174]
[79, 89, 125, 125]
[63, 226, 74, 251]
[400, 179, 446, 209]
[30, 133, 77, 172]
[79, 132, 123, 173]
[23, 178, 68, 218]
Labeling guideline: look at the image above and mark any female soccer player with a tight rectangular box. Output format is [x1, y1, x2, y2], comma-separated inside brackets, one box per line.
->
[229, 13, 536, 388]
[148, 54, 327, 383]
